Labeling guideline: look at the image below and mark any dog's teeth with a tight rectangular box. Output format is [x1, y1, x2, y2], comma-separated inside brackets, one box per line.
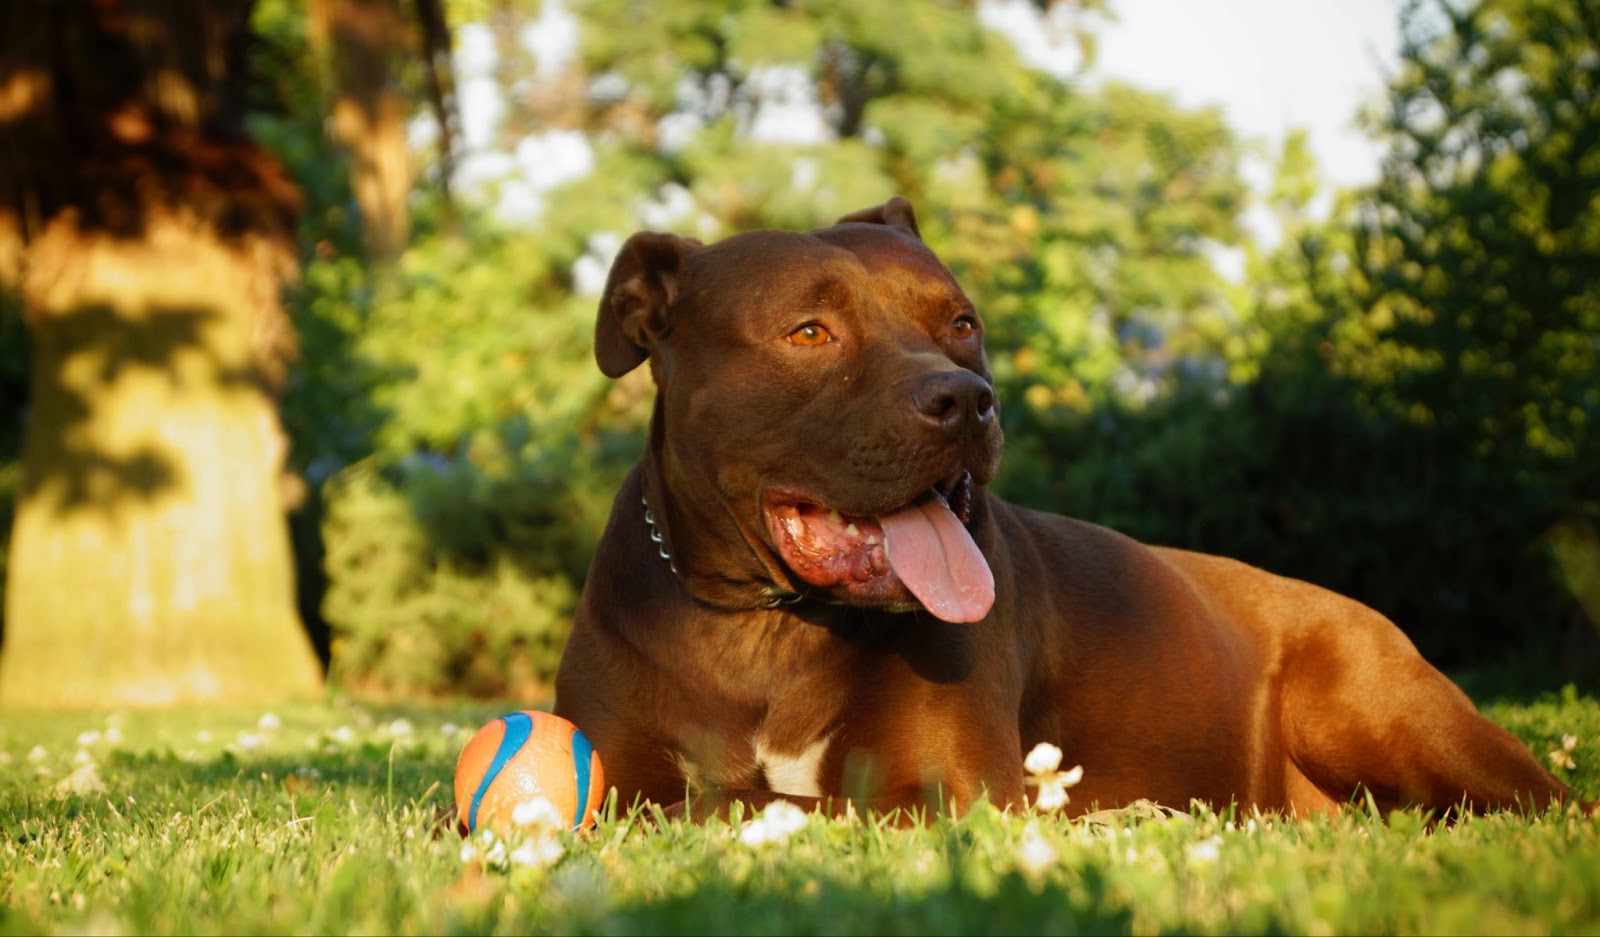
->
[828, 510, 843, 524]
[865, 534, 879, 545]
[845, 523, 860, 537]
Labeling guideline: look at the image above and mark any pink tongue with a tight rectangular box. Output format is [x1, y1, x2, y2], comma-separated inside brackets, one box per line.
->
[877, 492, 995, 623]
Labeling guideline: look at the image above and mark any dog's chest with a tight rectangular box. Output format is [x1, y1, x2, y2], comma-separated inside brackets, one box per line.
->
[663, 613, 857, 798]
[674, 720, 835, 799]
[751, 730, 832, 797]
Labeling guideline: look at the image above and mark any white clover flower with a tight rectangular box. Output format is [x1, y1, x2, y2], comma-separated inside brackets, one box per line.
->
[72, 750, 93, 766]
[1548, 734, 1578, 771]
[512, 797, 565, 831]
[1024, 742, 1083, 812]
[234, 732, 262, 751]
[737, 822, 772, 846]
[76, 730, 102, 747]
[330, 726, 355, 744]
[510, 837, 566, 868]
[465, 813, 568, 872]
[467, 829, 508, 868]
[105, 726, 123, 746]
[1185, 835, 1223, 865]
[54, 762, 105, 796]
[761, 800, 810, 837]
[386, 718, 414, 737]
[441, 723, 460, 737]
[195, 730, 212, 744]
[1023, 742, 1062, 775]
[257, 713, 281, 732]
[738, 800, 810, 846]
[1016, 819, 1059, 876]
[27, 745, 47, 763]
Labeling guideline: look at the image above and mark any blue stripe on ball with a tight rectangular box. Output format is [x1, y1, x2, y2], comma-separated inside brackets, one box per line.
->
[467, 712, 533, 833]
[571, 727, 595, 831]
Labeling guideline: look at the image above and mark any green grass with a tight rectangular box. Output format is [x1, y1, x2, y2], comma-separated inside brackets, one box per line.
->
[2, 688, 1598, 935]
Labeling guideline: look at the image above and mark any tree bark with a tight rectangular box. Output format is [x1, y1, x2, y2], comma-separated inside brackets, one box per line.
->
[0, 0, 323, 707]
[310, 0, 416, 261]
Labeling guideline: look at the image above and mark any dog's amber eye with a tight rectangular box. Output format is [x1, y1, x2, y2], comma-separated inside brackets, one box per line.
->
[789, 323, 833, 346]
[951, 316, 978, 340]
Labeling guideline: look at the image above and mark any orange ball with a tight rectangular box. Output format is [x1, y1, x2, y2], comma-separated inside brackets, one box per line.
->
[453, 711, 605, 836]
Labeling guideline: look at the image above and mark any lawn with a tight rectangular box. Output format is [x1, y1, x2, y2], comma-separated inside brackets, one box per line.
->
[2, 687, 1598, 935]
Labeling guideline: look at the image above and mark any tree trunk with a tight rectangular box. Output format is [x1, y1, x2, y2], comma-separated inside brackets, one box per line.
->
[311, 0, 416, 261]
[0, 1, 323, 707]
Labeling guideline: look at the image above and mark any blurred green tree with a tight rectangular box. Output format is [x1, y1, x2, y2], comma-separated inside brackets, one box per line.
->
[536, 0, 1244, 421]
[1359, 0, 1599, 523]
[1014, 0, 1600, 676]
[307, 0, 456, 260]
[1329, 0, 1600, 663]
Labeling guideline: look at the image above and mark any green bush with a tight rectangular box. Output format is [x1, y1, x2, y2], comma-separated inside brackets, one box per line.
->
[994, 365, 1589, 678]
[321, 458, 573, 697]
[307, 229, 643, 697]
[317, 421, 639, 697]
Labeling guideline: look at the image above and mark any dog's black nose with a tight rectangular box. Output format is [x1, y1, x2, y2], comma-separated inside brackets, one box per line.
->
[913, 369, 996, 435]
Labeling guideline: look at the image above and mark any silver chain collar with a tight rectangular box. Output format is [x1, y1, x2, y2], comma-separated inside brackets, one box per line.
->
[640, 494, 803, 609]
[640, 495, 679, 576]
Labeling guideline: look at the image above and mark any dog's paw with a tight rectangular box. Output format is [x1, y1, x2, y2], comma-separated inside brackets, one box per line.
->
[624, 799, 684, 832]
[429, 802, 468, 840]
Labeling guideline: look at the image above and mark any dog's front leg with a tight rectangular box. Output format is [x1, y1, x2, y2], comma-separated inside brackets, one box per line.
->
[667, 787, 976, 826]
[667, 754, 1030, 826]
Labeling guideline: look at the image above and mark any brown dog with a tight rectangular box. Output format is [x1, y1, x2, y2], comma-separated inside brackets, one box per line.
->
[553, 197, 1583, 821]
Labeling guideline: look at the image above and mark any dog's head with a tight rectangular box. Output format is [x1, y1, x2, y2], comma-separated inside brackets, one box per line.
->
[595, 197, 1002, 622]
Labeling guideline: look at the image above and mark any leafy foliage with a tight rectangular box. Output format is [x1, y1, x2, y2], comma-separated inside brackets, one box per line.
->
[994, 0, 1600, 675]
[297, 227, 642, 696]
[1347, 0, 1600, 652]
[1251, 0, 1600, 665]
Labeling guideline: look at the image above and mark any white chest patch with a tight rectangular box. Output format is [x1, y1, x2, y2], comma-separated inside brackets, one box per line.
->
[752, 732, 831, 798]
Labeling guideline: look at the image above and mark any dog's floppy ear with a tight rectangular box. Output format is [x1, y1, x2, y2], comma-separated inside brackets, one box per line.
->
[594, 231, 700, 378]
[836, 195, 922, 240]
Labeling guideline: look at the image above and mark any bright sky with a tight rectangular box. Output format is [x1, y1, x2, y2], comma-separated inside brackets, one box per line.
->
[981, 0, 1401, 191]
[1091, 0, 1402, 191]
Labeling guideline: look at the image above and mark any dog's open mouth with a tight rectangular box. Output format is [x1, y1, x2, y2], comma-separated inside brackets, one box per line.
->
[763, 472, 994, 623]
